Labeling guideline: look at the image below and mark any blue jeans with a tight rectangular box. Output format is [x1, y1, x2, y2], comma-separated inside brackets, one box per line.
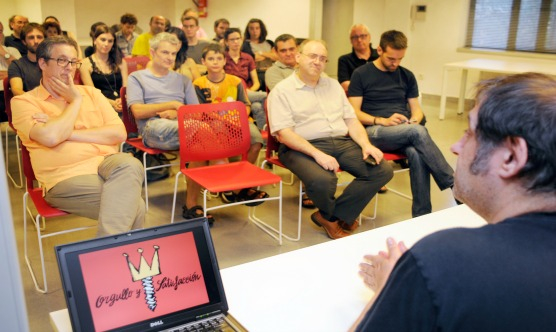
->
[366, 124, 454, 217]
[247, 90, 267, 130]
[279, 136, 393, 222]
[141, 118, 179, 150]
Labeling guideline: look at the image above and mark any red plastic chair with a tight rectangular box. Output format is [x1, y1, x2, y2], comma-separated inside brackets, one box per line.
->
[360, 152, 412, 224]
[124, 56, 150, 74]
[73, 69, 82, 84]
[120, 86, 178, 210]
[170, 101, 283, 244]
[3, 77, 23, 188]
[21, 144, 95, 293]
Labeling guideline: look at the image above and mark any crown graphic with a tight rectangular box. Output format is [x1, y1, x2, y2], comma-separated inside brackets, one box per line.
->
[123, 246, 161, 281]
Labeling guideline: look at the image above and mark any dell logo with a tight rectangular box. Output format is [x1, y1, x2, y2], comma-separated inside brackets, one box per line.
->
[150, 320, 164, 327]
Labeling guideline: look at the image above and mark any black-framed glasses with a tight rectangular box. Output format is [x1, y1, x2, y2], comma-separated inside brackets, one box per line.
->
[45, 57, 82, 69]
[301, 53, 328, 63]
[350, 34, 369, 41]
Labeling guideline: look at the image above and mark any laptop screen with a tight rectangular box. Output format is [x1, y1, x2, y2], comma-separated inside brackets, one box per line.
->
[56, 218, 228, 332]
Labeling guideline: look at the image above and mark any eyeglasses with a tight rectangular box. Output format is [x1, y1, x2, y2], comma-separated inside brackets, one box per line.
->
[301, 53, 328, 63]
[350, 34, 369, 41]
[45, 57, 82, 69]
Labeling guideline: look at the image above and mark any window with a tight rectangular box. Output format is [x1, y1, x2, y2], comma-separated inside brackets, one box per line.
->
[466, 0, 556, 54]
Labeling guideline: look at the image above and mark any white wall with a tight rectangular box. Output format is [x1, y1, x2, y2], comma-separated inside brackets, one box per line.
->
[189, 0, 314, 42]
[353, 0, 556, 98]
[4, 0, 555, 98]
[322, 0, 354, 78]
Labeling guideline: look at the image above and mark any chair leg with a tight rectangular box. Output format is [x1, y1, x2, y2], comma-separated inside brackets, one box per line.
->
[247, 182, 283, 244]
[5, 129, 23, 188]
[142, 152, 149, 210]
[170, 172, 185, 223]
[23, 193, 47, 293]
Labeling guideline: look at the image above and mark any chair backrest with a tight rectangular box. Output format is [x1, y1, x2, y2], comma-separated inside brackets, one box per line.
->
[124, 56, 150, 74]
[20, 143, 37, 190]
[177, 101, 251, 163]
[73, 70, 82, 84]
[3, 77, 15, 129]
[263, 99, 280, 159]
[119, 86, 139, 134]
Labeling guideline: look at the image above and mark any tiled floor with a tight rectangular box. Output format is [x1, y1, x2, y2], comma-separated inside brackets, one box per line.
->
[3, 96, 469, 331]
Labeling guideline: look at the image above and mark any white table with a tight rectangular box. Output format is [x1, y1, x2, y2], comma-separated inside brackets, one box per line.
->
[50, 205, 486, 332]
[221, 204, 485, 332]
[439, 58, 556, 119]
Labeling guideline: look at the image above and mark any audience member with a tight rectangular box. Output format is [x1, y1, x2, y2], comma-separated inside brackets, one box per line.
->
[190, 43, 267, 219]
[351, 72, 556, 331]
[8, 23, 45, 96]
[11, 35, 145, 237]
[127, 32, 199, 221]
[268, 39, 393, 240]
[109, 24, 120, 35]
[43, 16, 83, 59]
[212, 18, 229, 43]
[4, 15, 29, 56]
[166, 26, 200, 81]
[83, 21, 105, 58]
[42, 21, 62, 38]
[164, 17, 172, 31]
[43, 16, 77, 40]
[180, 8, 208, 39]
[338, 24, 379, 92]
[264, 33, 297, 91]
[115, 13, 138, 57]
[263, 33, 316, 209]
[224, 28, 266, 130]
[131, 15, 165, 57]
[1, 20, 22, 122]
[348, 30, 455, 217]
[182, 16, 210, 65]
[241, 18, 277, 91]
[79, 24, 128, 113]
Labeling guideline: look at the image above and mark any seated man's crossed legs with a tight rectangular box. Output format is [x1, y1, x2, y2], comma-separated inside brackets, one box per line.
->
[279, 136, 393, 239]
[366, 124, 455, 217]
[45, 153, 145, 237]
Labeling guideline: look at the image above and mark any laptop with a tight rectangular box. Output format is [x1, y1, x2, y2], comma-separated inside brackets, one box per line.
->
[55, 218, 246, 332]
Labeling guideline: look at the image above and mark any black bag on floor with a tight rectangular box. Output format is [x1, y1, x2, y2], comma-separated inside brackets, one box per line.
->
[134, 152, 172, 182]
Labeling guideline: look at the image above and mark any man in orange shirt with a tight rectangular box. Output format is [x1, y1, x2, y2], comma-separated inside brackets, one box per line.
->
[12, 35, 145, 236]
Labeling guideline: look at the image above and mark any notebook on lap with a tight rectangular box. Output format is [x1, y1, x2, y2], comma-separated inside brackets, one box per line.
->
[55, 218, 245, 332]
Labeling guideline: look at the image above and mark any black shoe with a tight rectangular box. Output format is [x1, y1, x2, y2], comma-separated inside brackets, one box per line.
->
[182, 205, 215, 226]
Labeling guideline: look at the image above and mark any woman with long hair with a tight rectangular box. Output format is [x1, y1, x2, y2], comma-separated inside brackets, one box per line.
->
[241, 18, 277, 91]
[79, 24, 128, 113]
[224, 27, 267, 130]
[167, 26, 200, 81]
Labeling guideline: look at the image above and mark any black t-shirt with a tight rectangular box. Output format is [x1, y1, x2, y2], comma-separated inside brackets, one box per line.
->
[4, 35, 27, 56]
[337, 44, 378, 84]
[348, 62, 418, 119]
[7, 56, 41, 92]
[356, 212, 556, 332]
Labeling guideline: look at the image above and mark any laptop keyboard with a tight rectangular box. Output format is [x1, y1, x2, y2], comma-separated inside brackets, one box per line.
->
[166, 315, 238, 332]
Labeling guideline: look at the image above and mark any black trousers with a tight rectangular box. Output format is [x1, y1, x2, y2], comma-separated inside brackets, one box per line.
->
[279, 136, 393, 222]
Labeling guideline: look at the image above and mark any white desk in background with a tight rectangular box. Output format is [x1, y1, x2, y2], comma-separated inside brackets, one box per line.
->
[50, 205, 486, 332]
[438, 58, 556, 120]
